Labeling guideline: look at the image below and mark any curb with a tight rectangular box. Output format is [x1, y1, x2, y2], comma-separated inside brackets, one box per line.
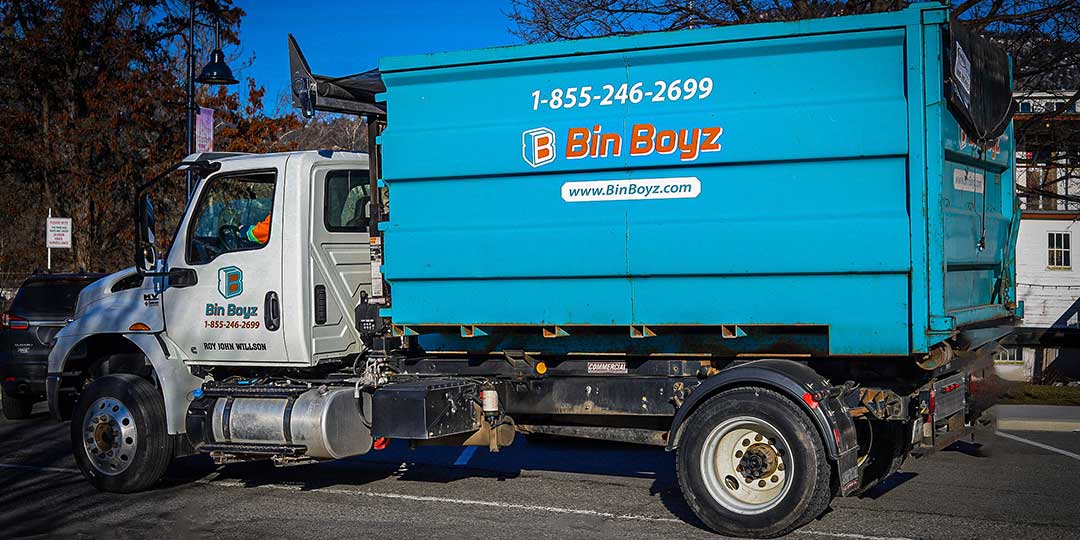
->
[995, 419, 1080, 432]
[990, 404, 1080, 432]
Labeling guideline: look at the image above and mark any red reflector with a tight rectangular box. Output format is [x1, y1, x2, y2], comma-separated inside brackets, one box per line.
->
[802, 392, 819, 409]
[833, 428, 841, 445]
[1, 312, 29, 331]
[4, 377, 14, 382]
[373, 437, 389, 451]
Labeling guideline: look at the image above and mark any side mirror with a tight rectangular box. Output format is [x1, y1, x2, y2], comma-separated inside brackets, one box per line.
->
[168, 267, 198, 288]
[136, 195, 158, 272]
[139, 244, 158, 272]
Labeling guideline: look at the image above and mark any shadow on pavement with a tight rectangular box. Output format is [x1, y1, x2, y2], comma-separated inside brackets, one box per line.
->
[166, 432, 709, 531]
[0, 414, 110, 538]
[858, 471, 918, 500]
[943, 440, 987, 458]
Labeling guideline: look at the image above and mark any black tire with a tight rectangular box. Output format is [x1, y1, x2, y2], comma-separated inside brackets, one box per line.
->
[676, 387, 833, 538]
[71, 374, 175, 493]
[1, 387, 35, 420]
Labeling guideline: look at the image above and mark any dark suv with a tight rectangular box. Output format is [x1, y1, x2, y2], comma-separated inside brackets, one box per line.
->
[1, 272, 103, 419]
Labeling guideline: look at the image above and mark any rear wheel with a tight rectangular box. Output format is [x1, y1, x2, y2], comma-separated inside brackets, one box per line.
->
[676, 387, 833, 538]
[1, 387, 35, 420]
[71, 374, 174, 492]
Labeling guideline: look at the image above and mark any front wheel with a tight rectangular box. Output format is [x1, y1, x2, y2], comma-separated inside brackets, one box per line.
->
[676, 387, 834, 538]
[71, 374, 174, 492]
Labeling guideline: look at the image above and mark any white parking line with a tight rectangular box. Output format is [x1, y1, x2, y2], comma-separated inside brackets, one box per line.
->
[995, 430, 1080, 461]
[799, 532, 915, 540]
[200, 477, 684, 522]
[0, 461, 912, 540]
[199, 477, 912, 540]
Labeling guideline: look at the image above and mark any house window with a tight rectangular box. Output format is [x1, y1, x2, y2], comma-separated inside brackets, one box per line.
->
[1044, 348, 1060, 367]
[1048, 232, 1071, 269]
[994, 347, 1023, 365]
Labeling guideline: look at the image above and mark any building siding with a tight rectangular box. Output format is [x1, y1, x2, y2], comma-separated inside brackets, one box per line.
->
[1016, 217, 1080, 328]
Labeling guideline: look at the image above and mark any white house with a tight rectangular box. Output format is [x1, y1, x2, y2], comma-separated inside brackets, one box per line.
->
[1005, 215, 1080, 382]
[1000, 90, 1080, 383]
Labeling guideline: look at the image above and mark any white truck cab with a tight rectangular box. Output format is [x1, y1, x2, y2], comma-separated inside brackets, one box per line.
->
[47, 150, 373, 437]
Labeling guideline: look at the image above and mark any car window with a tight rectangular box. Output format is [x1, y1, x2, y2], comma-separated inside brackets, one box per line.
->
[187, 172, 276, 265]
[324, 170, 370, 233]
[10, 279, 96, 318]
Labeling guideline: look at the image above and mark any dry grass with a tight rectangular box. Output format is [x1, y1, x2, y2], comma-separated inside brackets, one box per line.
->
[999, 384, 1080, 406]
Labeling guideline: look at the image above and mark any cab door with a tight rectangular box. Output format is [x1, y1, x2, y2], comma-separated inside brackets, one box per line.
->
[162, 166, 290, 363]
[308, 167, 371, 363]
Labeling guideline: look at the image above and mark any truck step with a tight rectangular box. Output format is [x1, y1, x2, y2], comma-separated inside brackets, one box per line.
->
[196, 442, 308, 456]
[198, 383, 309, 399]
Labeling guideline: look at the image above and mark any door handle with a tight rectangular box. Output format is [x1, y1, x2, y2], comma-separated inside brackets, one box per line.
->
[264, 291, 281, 331]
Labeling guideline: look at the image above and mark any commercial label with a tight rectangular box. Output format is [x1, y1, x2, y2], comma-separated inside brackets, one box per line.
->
[953, 168, 985, 194]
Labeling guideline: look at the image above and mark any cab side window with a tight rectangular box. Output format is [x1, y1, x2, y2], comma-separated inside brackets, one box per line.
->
[324, 170, 370, 233]
[187, 172, 276, 265]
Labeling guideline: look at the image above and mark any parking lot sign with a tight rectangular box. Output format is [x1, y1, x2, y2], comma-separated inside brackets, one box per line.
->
[47, 217, 72, 249]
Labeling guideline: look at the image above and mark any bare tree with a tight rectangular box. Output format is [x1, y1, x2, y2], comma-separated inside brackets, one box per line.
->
[287, 114, 370, 152]
[0, 1, 298, 275]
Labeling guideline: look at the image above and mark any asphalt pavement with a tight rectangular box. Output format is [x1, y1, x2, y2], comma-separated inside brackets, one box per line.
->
[1, 403, 1079, 540]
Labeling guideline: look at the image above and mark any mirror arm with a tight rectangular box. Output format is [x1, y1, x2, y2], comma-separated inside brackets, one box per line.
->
[133, 159, 223, 274]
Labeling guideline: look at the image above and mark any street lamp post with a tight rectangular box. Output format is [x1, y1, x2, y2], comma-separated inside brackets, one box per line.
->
[185, 0, 196, 201]
[185, 0, 239, 202]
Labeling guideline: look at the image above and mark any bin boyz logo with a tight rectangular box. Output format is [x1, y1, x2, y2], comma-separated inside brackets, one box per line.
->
[207, 266, 258, 320]
[217, 266, 243, 299]
[522, 127, 556, 168]
[522, 124, 722, 168]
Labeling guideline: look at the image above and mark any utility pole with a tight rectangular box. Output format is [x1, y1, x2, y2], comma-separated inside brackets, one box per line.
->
[183, 1, 237, 202]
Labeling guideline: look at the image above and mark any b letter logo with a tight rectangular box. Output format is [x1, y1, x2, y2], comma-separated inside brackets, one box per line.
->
[522, 127, 556, 168]
[217, 266, 243, 299]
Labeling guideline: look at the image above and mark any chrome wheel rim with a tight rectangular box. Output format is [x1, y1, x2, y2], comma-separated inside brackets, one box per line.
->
[699, 416, 793, 515]
[81, 397, 138, 476]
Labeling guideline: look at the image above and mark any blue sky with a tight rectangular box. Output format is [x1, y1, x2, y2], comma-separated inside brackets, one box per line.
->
[233, 0, 522, 114]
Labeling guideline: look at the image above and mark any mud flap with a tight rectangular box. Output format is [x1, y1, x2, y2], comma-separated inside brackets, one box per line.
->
[820, 392, 861, 495]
